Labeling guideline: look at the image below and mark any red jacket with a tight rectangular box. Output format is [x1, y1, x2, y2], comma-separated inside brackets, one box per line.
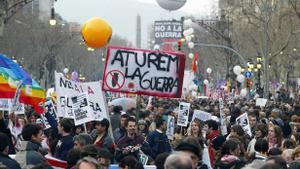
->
[207, 130, 219, 167]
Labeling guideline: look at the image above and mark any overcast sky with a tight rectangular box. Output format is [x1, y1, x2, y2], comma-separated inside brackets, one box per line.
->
[54, 0, 217, 48]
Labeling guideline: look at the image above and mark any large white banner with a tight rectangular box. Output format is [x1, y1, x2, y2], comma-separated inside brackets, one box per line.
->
[102, 46, 185, 98]
[71, 93, 93, 126]
[177, 102, 190, 127]
[55, 72, 108, 121]
[166, 115, 175, 140]
[236, 113, 252, 137]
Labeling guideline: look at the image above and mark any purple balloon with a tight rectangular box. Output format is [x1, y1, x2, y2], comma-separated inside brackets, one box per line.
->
[71, 71, 79, 81]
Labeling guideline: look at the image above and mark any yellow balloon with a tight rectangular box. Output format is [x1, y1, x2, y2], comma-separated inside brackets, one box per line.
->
[81, 17, 112, 48]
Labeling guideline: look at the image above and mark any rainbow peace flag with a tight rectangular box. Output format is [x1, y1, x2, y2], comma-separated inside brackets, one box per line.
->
[0, 54, 45, 113]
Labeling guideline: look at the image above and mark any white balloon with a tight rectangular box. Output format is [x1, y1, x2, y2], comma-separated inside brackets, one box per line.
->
[188, 53, 194, 59]
[184, 19, 193, 26]
[206, 67, 212, 74]
[156, 0, 187, 11]
[185, 35, 192, 42]
[153, 44, 160, 50]
[240, 88, 248, 97]
[187, 28, 194, 35]
[204, 79, 209, 85]
[233, 65, 242, 75]
[188, 42, 194, 49]
[63, 68, 69, 74]
[236, 74, 245, 83]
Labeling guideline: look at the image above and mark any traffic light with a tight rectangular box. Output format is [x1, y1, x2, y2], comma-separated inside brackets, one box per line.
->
[177, 40, 182, 51]
[246, 78, 252, 89]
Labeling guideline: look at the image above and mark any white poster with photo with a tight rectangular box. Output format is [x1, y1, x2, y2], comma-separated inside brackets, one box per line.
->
[166, 115, 175, 140]
[55, 72, 108, 121]
[236, 113, 252, 137]
[177, 102, 190, 127]
[0, 99, 9, 111]
[219, 98, 228, 135]
[71, 92, 93, 126]
[192, 110, 211, 122]
[256, 98, 267, 107]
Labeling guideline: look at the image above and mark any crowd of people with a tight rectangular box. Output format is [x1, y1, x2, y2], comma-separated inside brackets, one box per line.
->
[0, 90, 300, 169]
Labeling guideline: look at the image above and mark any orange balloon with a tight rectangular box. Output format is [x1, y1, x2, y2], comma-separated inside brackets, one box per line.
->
[81, 17, 112, 48]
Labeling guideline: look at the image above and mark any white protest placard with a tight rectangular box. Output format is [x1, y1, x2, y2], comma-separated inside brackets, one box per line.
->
[0, 99, 9, 111]
[177, 102, 190, 127]
[192, 110, 211, 122]
[102, 46, 185, 98]
[55, 72, 108, 121]
[256, 98, 267, 107]
[71, 92, 93, 126]
[166, 115, 175, 140]
[236, 113, 252, 137]
[219, 98, 228, 135]
[8, 100, 24, 115]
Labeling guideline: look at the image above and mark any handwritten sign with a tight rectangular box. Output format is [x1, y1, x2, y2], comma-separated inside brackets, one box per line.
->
[55, 72, 108, 121]
[236, 113, 252, 137]
[192, 110, 211, 122]
[102, 46, 185, 98]
[177, 102, 190, 127]
[256, 98, 267, 107]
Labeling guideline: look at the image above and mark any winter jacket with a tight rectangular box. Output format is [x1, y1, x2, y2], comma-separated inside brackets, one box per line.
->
[94, 132, 115, 155]
[207, 130, 220, 168]
[15, 140, 52, 169]
[147, 130, 171, 159]
[54, 134, 74, 161]
[116, 133, 151, 162]
[0, 153, 21, 169]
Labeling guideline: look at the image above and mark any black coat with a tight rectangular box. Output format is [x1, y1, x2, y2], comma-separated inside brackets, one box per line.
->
[0, 153, 21, 169]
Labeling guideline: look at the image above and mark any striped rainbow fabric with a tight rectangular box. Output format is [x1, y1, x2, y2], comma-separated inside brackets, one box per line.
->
[0, 53, 45, 113]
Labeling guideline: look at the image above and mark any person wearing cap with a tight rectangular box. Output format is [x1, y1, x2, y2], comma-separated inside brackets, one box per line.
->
[137, 119, 149, 137]
[147, 117, 171, 159]
[93, 118, 115, 156]
[0, 132, 21, 169]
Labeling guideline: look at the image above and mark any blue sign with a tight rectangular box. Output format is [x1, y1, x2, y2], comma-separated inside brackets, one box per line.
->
[244, 71, 252, 78]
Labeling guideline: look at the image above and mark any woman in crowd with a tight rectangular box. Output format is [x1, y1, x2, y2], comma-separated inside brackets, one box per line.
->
[268, 124, 283, 150]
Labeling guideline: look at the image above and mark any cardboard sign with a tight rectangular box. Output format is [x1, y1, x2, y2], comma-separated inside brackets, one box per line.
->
[102, 46, 185, 98]
[192, 110, 211, 122]
[256, 98, 267, 107]
[166, 115, 175, 140]
[219, 98, 228, 135]
[55, 72, 108, 121]
[71, 92, 93, 126]
[177, 102, 190, 127]
[236, 113, 252, 137]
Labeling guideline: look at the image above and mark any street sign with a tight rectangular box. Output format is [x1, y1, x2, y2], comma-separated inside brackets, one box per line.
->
[244, 71, 252, 78]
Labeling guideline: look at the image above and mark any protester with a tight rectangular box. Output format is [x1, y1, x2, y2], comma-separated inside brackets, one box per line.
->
[116, 116, 151, 162]
[93, 119, 115, 155]
[147, 117, 171, 159]
[204, 119, 220, 167]
[54, 118, 74, 161]
[73, 134, 93, 151]
[110, 106, 122, 131]
[0, 112, 16, 154]
[76, 157, 100, 169]
[0, 132, 21, 169]
[164, 152, 193, 169]
[119, 156, 144, 169]
[113, 114, 129, 142]
[15, 124, 52, 169]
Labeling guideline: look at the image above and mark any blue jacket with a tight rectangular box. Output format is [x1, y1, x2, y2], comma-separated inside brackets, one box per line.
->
[54, 134, 74, 161]
[147, 130, 171, 159]
[0, 153, 21, 169]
